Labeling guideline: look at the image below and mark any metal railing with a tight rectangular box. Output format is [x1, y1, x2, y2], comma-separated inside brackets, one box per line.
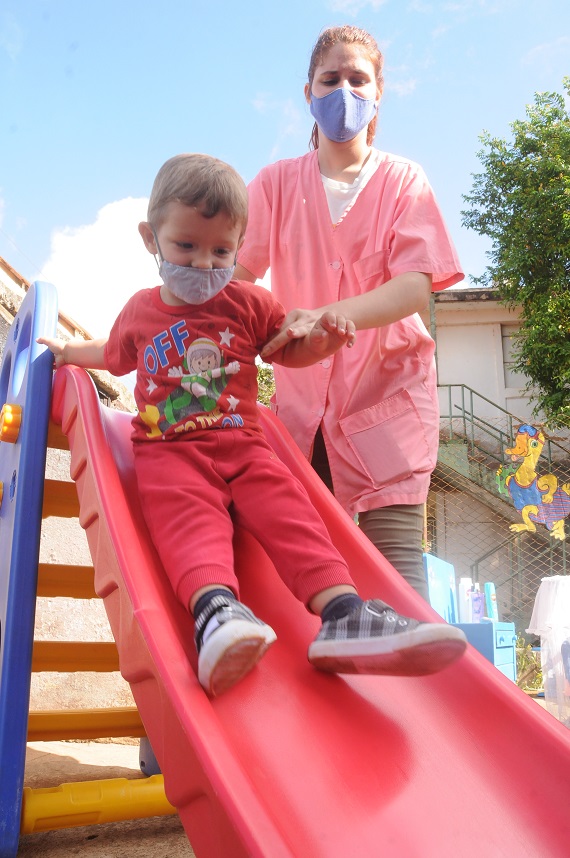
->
[439, 384, 570, 469]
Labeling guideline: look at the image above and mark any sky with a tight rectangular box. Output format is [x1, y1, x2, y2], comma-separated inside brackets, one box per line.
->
[1, 0, 569, 341]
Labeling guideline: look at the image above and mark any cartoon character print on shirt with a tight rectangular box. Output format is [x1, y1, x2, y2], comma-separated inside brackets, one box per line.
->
[172, 338, 240, 414]
[139, 329, 242, 438]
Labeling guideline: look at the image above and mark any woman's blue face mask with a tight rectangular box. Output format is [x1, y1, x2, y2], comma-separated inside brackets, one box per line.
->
[309, 87, 378, 143]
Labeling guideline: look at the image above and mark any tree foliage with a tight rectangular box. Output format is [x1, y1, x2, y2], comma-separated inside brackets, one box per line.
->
[462, 77, 570, 427]
[256, 361, 275, 407]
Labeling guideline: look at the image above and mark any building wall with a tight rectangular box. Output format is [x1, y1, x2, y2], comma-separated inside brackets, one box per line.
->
[423, 290, 570, 631]
[422, 291, 536, 422]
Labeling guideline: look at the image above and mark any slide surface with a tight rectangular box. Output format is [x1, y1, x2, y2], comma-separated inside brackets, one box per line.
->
[51, 364, 570, 858]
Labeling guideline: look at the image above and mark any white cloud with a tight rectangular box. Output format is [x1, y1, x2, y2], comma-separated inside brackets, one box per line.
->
[252, 94, 301, 125]
[442, 0, 516, 14]
[252, 94, 305, 160]
[432, 24, 451, 38]
[0, 13, 23, 61]
[522, 37, 570, 72]
[328, 0, 388, 13]
[252, 93, 273, 113]
[409, 0, 434, 11]
[41, 197, 157, 339]
[387, 77, 418, 97]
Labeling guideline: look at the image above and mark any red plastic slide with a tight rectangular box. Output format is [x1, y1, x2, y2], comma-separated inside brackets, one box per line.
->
[51, 365, 570, 858]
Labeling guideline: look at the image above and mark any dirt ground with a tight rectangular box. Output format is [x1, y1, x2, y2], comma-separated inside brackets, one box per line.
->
[19, 740, 194, 857]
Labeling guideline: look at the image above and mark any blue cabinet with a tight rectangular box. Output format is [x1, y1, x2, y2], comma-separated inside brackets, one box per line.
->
[423, 553, 458, 624]
[453, 621, 517, 682]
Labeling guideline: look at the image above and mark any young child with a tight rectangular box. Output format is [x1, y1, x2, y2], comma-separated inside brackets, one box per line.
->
[39, 153, 467, 697]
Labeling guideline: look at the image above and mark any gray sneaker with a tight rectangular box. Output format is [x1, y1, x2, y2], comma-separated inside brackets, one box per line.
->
[308, 599, 467, 676]
[194, 596, 277, 696]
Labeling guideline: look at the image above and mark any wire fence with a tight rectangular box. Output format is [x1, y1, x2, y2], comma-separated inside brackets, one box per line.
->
[430, 385, 570, 639]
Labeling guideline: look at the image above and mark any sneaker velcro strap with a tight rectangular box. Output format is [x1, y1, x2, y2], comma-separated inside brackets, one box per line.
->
[194, 595, 233, 646]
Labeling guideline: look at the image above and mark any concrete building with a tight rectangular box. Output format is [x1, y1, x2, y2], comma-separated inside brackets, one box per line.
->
[425, 287, 533, 420]
[421, 288, 569, 630]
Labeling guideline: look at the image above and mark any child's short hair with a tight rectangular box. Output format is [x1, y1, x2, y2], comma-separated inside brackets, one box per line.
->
[148, 153, 248, 234]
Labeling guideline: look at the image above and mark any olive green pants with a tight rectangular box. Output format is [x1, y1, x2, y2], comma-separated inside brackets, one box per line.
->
[311, 427, 429, 602]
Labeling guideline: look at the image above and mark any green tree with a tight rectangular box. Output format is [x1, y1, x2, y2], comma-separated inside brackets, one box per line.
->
[462, 77, 570, 427]
[256, 361, 275, 407]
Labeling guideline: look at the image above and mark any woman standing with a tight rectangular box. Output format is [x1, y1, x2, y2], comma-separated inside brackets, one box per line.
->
[236, 25, 463, 600]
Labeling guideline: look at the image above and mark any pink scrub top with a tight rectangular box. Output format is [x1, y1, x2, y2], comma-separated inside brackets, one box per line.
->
[239, 148, 464, 515]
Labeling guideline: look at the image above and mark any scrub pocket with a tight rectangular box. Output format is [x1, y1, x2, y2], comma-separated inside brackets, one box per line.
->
[339, 389, 431, 489]
[353, 249, 389, 292]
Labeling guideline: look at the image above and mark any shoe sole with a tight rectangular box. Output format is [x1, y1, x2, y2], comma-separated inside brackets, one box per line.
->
[308, 624, 467, 677]
[199, 621, 277, 697]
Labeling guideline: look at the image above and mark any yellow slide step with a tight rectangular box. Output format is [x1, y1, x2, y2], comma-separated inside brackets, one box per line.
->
[21, 775, 176, 833]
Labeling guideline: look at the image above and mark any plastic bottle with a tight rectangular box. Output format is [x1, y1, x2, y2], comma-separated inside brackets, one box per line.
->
[470, 583, 485, 623]
[458, 578, 473, 623]
[484, 582, 499, 621]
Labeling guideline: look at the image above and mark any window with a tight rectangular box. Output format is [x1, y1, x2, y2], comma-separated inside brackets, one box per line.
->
[501, 325, 528, 388]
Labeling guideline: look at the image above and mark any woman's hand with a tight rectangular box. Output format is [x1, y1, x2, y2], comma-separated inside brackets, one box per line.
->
[261, 308, 321, 359]
[262, 309, 356, 367]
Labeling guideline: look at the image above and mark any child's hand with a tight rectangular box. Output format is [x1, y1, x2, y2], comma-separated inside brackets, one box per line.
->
[308, 311, 356, 356]
[37, 336, 67, 369]
[37, 335, 107, 371]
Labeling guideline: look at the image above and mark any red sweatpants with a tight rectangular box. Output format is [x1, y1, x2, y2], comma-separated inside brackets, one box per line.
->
[133, 431, 354, 611]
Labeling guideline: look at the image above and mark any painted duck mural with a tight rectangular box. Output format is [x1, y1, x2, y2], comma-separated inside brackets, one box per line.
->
[497, 424, 570, 541]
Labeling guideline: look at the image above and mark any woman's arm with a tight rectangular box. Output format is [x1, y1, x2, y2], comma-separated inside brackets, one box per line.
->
[261, 272, 431, 359]
[235, 262, 257, 282]
[37, 336, 108, 370]
[328, 272, 432, 329]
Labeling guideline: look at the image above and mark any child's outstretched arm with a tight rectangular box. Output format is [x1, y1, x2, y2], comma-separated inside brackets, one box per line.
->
[37, 336, 108, 370]
[261, 272, 431, 360]
[268, 311, 356, 368]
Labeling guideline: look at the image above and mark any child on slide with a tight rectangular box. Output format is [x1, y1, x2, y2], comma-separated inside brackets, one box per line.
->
[39, 153, 467, 696]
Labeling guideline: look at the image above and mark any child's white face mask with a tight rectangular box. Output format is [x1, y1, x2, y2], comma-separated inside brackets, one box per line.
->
[158, 258, 235, 305]
[153, 232, 235, 305]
